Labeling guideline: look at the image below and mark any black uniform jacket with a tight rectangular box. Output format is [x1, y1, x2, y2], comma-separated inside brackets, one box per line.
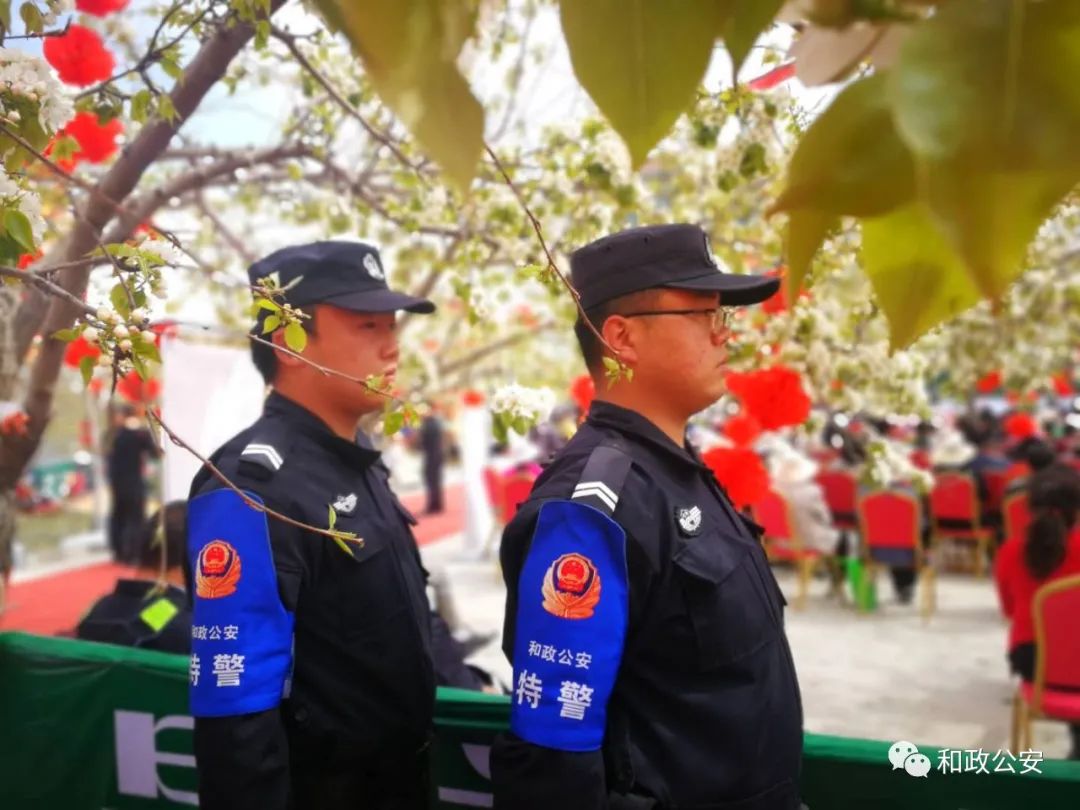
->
[493, 401, 803, 810]
[187, 392, 435, 810]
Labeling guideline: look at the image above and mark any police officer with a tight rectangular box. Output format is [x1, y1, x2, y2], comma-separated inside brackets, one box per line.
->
[492, 224, 804, 809]
[187, 241, 437, 810]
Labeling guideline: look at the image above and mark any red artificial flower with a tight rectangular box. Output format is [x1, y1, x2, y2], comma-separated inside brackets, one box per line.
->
[1004, 412, 1038, 440]
[1052, 372, 1073, 397]
[117, 370, 161, 403]
[59, 112, 123, 163]
[975, 370, 1002, 394]
[462, 389, 485, 407]
[722, 412, 762, 448]
[44, 25, 115, 87]
[702, 446, 770, 510]
[748, 62, 795, 91]
[63, 335, 101, 368]
[76, 0, 130, 16]
[760, 268, 788, 315]
[570, 374, 595, 414]
[17, 251, 42, 269]
[725, 365, 811, 431]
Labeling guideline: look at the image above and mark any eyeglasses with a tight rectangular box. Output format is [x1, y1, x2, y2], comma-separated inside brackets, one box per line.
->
[621, 306, 734, 335]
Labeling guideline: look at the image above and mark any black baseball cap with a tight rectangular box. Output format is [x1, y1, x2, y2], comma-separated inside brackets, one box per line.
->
[570, 223, 779, 310]
[247, 241, 435, 314]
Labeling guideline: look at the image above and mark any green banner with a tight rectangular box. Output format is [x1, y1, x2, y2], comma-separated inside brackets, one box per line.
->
[2, 631, 1079, 809]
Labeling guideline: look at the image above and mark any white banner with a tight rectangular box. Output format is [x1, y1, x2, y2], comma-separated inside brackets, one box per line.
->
[160, 336, 265, 502]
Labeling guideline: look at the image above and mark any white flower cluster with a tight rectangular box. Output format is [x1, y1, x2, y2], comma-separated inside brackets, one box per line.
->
[42, 0, 74, 26]
[490, 383, 555, 425]
[139, 237, 185, 267]
[0, 48, 74, 132]
[862, 437, 934, 494]
[0, 172, 45, 242]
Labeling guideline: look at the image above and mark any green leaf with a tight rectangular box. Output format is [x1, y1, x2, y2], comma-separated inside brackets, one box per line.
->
[770, 74, 915, 217]
[110, 283, 132, 318]
[132, 333, 162, 364]
[921, 164, 1077, 301]
[0, 1, 11, 33]
[783, 208, 838, 301]
[861, 203, 981, 350]
[157, 94, 177, 123]
[383, 410, 405, 436]
[49, 135, 80, 161]
[19, 2, 43, 35]
[889, 0, 1080, 170]
[283, 322, 307, 352]
[559, 0, 731, 167]
[160, 48, 185, 81]
[79, 356, 96, 386]
[327, 505, 337, 530]
[724, 0, 784, 77]
[310, 0, 484, 192]
[130, 90, 153, 124]
[52, 328, 78, 342]
[261, 314, 281, 334]
[2, 209, 34, 252]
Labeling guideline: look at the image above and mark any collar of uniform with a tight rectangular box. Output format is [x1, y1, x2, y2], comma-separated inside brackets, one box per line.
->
[114, 579, 185, 601]
[264, 391, 381, 467]
[586, 400, 708, 471]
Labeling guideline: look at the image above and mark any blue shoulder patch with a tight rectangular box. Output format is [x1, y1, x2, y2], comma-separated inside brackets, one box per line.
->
[509, 499, 628, 752]
[187, 488, 294, 717]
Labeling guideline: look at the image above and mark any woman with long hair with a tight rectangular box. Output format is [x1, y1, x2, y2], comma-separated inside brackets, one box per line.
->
[994, 465, 1080, 758]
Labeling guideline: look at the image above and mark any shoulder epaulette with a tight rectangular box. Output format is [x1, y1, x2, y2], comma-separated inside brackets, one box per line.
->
[570, 440, 633, 518]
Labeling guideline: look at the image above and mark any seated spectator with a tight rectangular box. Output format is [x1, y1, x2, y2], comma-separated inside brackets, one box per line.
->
[994, 466, 1080, 759]
[1005, 437, 1060, 496]
[76, 501, 190, 654]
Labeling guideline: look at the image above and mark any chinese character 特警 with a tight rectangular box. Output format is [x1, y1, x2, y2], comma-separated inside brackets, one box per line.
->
[516, 670, 543, 709]
[223, 625, 239, 641]
[991, 749, 1017, 773]
[936, 748, 962, 774]
[963, 749, 990, 774]
[212, 653, 245, 687]
[1018, 750, 1043, 775]
[557, 681, 594, 721]
[189, 654, 201, 686]
[575, 652, 592, 670]
[528, 640, 541, 658]
[541, 645, 557, 663]
[558, 649, 574, 666]
[208, 625, 222, 641]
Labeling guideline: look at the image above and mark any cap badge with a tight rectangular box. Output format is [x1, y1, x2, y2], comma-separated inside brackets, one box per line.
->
[363, 253, 384, 280]
[541, 552, 601, 620]
[676, 506, 703, 537]
[332, 493, 357, 514]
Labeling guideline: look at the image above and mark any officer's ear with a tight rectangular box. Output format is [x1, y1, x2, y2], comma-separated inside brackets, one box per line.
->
[598, 314, 639, 367]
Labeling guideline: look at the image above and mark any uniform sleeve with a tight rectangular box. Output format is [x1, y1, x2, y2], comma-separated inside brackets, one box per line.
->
[187, 485, 306, 810]
[492, 500, 630, 810]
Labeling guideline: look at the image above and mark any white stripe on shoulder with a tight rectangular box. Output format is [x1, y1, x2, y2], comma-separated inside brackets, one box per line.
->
[241, 443, 283, 469]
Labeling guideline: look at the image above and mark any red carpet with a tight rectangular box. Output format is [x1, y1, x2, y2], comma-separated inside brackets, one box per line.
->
[1, 483, 464, 637]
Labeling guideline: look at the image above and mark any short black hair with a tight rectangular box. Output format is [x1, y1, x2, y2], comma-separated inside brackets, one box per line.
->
[573, 288, 661, 371]
[137, 501, 187, 570]
[249, 305, 318, 384]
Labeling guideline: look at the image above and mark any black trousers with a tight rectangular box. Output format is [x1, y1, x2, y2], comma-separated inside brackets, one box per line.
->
[423, 462, 443, 513]
[290, 741, 431, 810]
[108, 487, 145, 563]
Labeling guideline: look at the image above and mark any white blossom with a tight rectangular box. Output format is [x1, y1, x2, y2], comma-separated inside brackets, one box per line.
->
[139, 237, 185, 267]
[0, 48, 74, 132]
[491, 383, 555, 425]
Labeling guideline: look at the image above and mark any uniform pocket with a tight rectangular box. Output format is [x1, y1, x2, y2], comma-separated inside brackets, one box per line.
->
[672, 532, 778, 670]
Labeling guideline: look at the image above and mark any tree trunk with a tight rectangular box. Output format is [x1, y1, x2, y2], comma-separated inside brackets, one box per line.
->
[0, 0, 287, 495]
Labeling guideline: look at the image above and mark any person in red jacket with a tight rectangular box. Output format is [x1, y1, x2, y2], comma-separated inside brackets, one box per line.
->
[994, 465, 1080, 759]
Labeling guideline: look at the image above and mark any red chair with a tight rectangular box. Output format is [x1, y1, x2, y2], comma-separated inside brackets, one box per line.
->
[500, 470, 538, 524]
[483, 467, 506, 520]
[752, 489, 822, 610]
[1002, 491, 1032, 544]
[929, 472, 993, 577]
[858, 490, 935, 620]
[1011, 573, 1080, 751]
[815, 469, 859, 531]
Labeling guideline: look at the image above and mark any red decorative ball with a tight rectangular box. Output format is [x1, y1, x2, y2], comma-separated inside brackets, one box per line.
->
[76, 0, 131, 16]
[43, 25, 115, 87]
[725, 365, 811, 431]
[702, 446, 770, 510]
[60, 111, 123, 163]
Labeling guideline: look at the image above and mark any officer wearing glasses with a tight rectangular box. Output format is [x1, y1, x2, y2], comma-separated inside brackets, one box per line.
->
[492, 224, 805, 809]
